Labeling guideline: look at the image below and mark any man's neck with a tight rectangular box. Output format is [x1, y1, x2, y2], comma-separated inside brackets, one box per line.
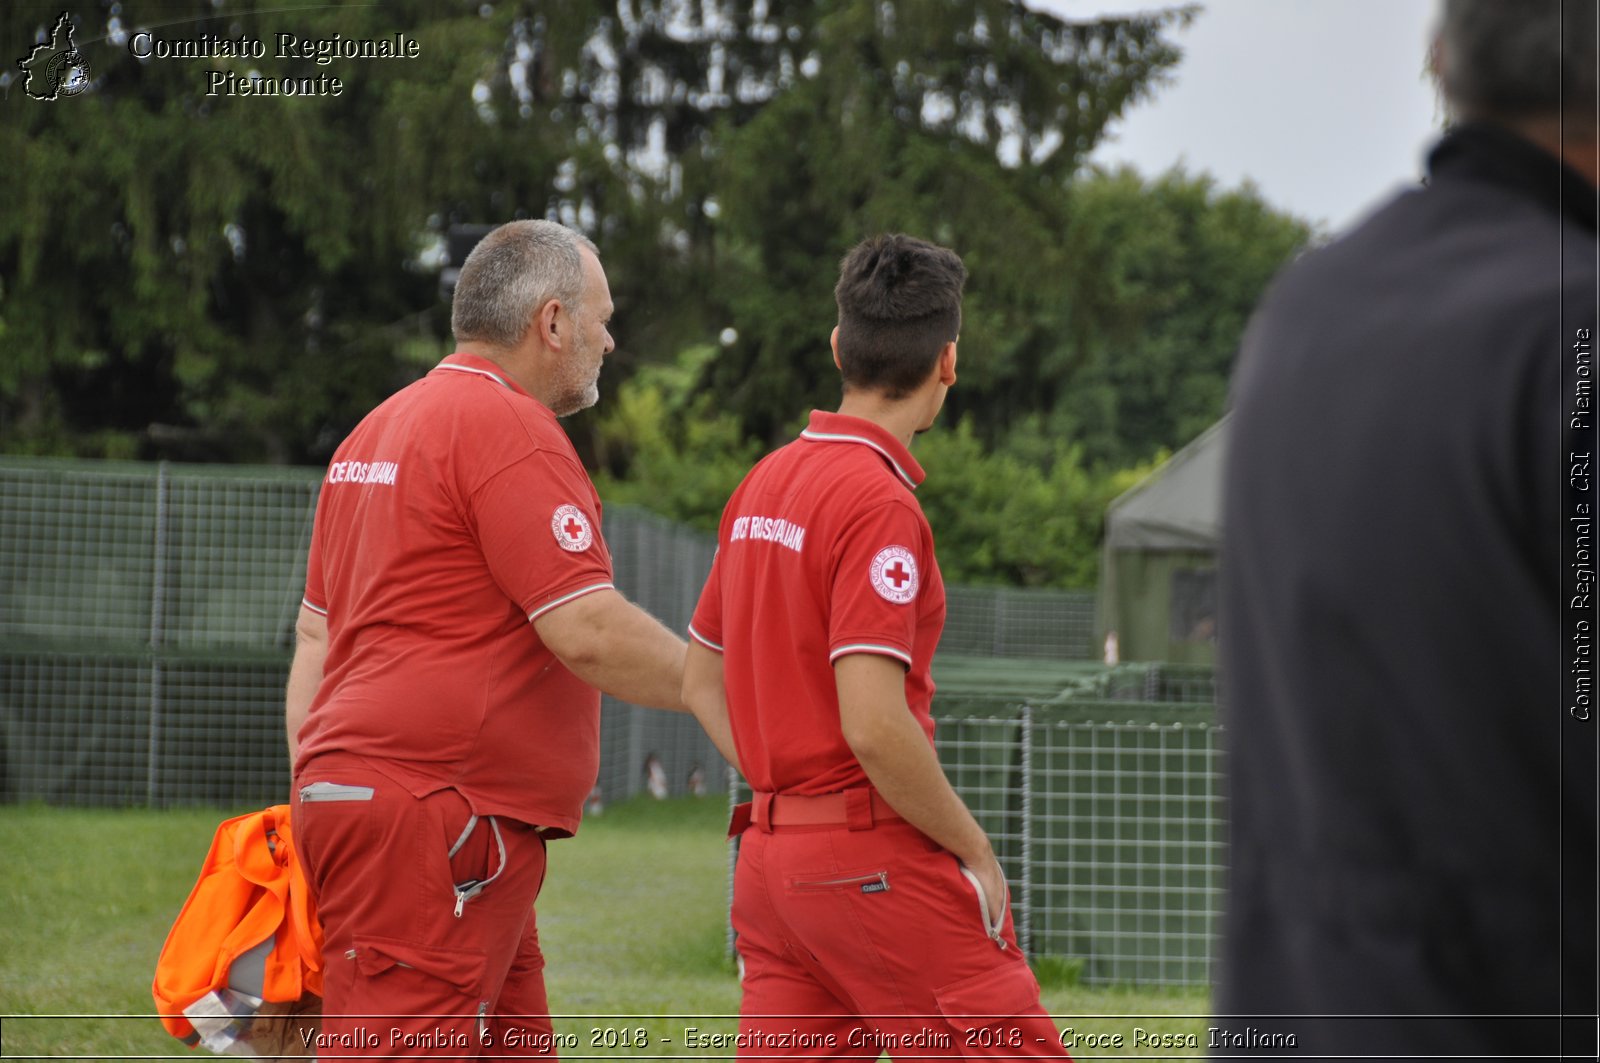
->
[1506, 115, 1600, 189]
[836, 390, 931, 448]
[456, 342, 541, 401]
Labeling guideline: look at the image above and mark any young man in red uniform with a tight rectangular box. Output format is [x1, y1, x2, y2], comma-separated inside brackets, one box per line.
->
[683, 234, 1069, 1059]
[285, 220, 687, 1057]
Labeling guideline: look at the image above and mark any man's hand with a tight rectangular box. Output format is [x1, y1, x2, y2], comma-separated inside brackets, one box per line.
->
[965, 849, 1009, 931]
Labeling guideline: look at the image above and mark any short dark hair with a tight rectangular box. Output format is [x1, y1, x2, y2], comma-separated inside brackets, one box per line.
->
[1438, 0, 1598, 124]
[834, 234, 967, 399]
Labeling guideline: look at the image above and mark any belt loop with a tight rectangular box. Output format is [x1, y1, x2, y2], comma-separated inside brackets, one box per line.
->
[845, 788, 874, 831]
[753, 792, 775, 833]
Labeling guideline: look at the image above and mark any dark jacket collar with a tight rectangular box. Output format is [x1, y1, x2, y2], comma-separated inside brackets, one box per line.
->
[1427, 121, 1598, 233]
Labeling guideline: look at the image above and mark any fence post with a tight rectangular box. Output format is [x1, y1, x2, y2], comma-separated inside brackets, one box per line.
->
[1018, 700, 1034, 957]
[994, 589, 1008, 657]
[147, 461, 170, 807]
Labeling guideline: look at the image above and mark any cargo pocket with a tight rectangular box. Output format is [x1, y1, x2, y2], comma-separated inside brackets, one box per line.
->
[350, 935, 488, 999]
[932, 963, 1043, 1050]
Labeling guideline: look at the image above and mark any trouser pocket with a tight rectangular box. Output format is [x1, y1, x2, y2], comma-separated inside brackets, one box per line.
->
[445, 813, 506, 918]
[786, 868, 891, 894]
[344, 935, 492, 1052]
[299, 781, 376, 802]
[351, 935, 488, 995]
[426, 787, 508, 920]
[932, 963, 1049, 1058]
[956, 866, 1008, 947]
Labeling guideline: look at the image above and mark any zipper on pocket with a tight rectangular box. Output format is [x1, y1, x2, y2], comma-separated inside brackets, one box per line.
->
[298, 781, 375, 802]
[959, 866, 1008, 949]
[791, 870, 890, 893]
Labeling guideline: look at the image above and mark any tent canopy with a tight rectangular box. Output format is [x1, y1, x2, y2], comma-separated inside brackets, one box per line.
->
[1104, 416, 1228, 552]
[1098, 417, 1227, 664]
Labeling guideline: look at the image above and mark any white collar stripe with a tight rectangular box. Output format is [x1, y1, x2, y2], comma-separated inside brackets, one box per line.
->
[799, 429, 917, 490]
[437, 363, 512, 390]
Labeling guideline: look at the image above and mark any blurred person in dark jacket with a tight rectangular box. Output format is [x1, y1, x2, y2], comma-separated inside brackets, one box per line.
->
[1218, 1, 1598, 1058]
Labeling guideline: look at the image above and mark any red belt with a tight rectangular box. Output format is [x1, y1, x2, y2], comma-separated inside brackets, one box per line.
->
[729, 787, 904, 836]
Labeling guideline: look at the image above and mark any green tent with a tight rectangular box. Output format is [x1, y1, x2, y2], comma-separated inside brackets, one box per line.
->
[1097, 417, 1227, 665]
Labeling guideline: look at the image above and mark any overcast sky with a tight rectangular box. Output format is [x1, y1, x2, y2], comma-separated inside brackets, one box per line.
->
[1029, 0, 1446, 235]
[8, 1, 1446, 235]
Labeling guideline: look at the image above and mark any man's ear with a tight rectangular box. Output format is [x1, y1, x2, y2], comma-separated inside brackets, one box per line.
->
[831, 325, 842, 372]
[939, 340, 958, 386]
[537, 299, 564, 350]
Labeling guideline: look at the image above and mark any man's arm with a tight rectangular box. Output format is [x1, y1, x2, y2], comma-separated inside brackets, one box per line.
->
[285, 605, 329, 764]
[535, 588, 687, 710]
[681, 641, 740, 770]
[835, 653, 1008, 925]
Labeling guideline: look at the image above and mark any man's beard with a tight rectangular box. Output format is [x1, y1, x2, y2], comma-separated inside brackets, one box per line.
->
[549, 378, 600, 418]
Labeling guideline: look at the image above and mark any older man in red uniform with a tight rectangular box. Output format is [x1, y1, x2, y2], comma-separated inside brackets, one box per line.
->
[286, 220, 687, 1057]
[684, 234, 1069, 1059]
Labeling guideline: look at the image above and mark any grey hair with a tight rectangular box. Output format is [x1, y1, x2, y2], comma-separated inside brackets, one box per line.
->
[450, 220, 600, 348]
[1437, 0, 1598, 122]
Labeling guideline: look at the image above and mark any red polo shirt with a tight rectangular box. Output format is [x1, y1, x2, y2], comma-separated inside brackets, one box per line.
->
[689, 410, 947, 795]
[295, 352, 614, 835]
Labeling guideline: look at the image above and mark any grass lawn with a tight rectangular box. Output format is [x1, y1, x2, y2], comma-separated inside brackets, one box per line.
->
[0, 799, 1209, 1058]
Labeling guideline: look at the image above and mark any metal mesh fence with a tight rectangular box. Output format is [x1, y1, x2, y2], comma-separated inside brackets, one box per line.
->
[941, 585, 1098, 659]
[0, 457, 1103, 801]
[3, 459, 162, 646]
[593, 508, 725, 808]
[1, 456, 1221, 986]
[728, 669, 1222, 989]
[1026, 704, 1222, 987]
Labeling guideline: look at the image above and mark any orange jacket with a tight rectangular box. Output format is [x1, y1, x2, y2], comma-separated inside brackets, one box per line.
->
[152, 804, 323, 1046]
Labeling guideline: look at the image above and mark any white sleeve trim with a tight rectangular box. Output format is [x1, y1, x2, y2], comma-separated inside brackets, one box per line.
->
[829, 642, 913, 666]
[527, 581, 615, 622]
[688, 624, 724, 653]
[302, 598, 329, 617]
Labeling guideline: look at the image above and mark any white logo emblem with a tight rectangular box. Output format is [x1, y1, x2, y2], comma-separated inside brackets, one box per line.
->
[869, 545, 919, 604]
[551, 504, 594, 552]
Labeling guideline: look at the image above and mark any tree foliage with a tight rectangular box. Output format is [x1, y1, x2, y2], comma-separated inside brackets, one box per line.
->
[914, 421, 1159, 588]
[3, 0, 1317, 586]
[1048, 165, 1314, 466]
[593, 357, 1160, 589]
[2, 0, 1202, 462]
[3, 0, 525, 459]
[591, 343, 763, 529]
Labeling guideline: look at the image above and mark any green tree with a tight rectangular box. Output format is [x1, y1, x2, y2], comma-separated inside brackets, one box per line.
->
[1047, 164, 1315, 466]
[695, 1, 1195, 443]
[592, 343, 763, 529]
[1, 0, 1194, 462]
[3, 0, 559, 460]
[914, 420, 1158, 588]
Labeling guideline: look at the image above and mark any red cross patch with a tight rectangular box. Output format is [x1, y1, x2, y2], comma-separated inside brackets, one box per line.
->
[869, 545, 918, 604]
[551, 504, 594, 552]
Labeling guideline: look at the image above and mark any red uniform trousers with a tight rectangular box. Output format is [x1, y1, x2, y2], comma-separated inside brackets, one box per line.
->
[292, 754, 558, 1059]
[731, 794, 1070, 1061]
